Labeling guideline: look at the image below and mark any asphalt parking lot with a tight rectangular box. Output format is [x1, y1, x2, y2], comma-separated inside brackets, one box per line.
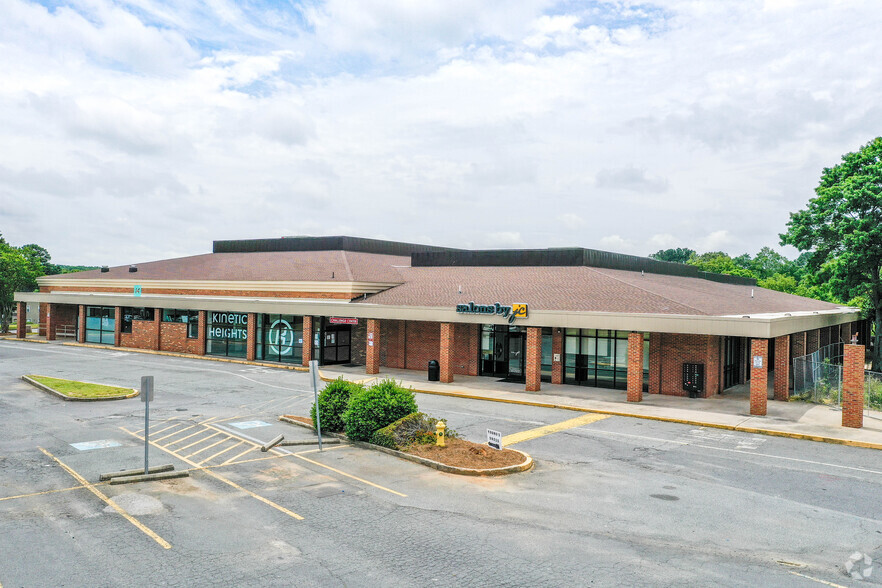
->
[1, 341, 880, 587]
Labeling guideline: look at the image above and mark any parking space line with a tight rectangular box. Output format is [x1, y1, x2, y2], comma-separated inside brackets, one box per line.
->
[149, 422, 188, 437]
[164, 428, 208, 447]
[203, 423, 263, 448]
[502, 413, 611, 446]
[185, 437, 231, 459]
[788, 571, 847, 587]
[199, 441, 245, 465]
[120, 427, 304, 521]
[154, 424, 197, 442]
[0, 484, 95, 502]
[37, 447, 171, 549]
[221, 446, 257, 465]
[294, 452, 407, 497]
[176, 432, 221, 452]
[199, 416, 221, 425]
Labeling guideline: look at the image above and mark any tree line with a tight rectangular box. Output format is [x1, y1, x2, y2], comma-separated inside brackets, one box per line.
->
[0, 233, 96, 333]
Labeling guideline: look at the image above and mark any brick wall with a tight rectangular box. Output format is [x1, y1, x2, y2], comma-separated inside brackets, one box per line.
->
[439, 323, 453, 383]
[657, 333, 721, 397]
[302, 316, 313, 366]
[806, 329, 819, 354]
[120, 318, 160, 350]
[774, 335, 790, 400]
[404, 321, 441, 371]
[380, 319, 406, 369]
[350, 320, 367, 366]
[41, 286, 354, 300]
[525, 327, 542, 392]
[366, 319, 380, 375]
[159, 322, 202, 354]
[648, 333, 661, 394]
[819, 326, 830, 349]
[551, 329, 563, 384]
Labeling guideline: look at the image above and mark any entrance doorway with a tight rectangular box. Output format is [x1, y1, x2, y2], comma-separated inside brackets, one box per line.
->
[723, 336, 743, 389]
[480, 325, 525, 382]
[321, 322, 351, 365]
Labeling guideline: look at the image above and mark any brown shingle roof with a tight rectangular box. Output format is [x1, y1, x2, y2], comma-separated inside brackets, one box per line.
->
[49, 251, 408, 283]
[366, 265, 843, 316]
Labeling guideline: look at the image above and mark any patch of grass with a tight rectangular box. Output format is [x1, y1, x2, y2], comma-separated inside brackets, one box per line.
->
[27, 375, 133, 399]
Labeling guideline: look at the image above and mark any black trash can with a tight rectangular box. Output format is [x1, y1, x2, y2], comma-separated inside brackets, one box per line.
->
[428, 360, 440, 382]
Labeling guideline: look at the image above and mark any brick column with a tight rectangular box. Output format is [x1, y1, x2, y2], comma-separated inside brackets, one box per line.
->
[842, 344, 865, 428]
[46, 303, 57, 340]
[750, 339, 768, 416]
[774, 335, 790, 401]
[525, 327, 542, 392]
[114, 307, 122, 347]
[791, 331, 806, 359]
[16, 301, 27, 338]
[551, 328, 564, 384]
[366, 319, 380, 375]
[197, 311, 207, 355]
[627, 332, 644, 402]
[246, 313, 257, 361]
[439, 322, 453, 383]
[154, 308, 162, 351]
[77, 305, 85, 343]
[302, 316, 313, 366]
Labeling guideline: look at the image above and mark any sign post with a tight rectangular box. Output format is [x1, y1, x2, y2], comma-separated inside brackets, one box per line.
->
[140, 376, 154, 474]
[309, 360, 323, 451]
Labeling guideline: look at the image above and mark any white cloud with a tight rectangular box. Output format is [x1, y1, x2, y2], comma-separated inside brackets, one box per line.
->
[1, 0, 881, 266]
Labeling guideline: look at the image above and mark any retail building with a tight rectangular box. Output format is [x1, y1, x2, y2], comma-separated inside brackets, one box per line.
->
[14, 236, 865, 411]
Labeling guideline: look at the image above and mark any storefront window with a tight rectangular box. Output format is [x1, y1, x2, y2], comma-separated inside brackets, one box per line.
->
[162, 309, 199, 339]
[121, 307, 155, 334]
[85, 306, 115, 345]
[259, 315, 303, 364]
[206, 312, 248, 358]
[564, 330, 637, 390]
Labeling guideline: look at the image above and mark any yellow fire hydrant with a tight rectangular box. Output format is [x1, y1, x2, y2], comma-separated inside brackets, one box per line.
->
[436, 421, 446, 447]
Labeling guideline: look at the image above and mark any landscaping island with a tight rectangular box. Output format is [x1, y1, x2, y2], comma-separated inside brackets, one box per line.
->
[22, 375, 138, 401]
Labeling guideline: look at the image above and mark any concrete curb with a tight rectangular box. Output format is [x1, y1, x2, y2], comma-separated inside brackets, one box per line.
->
[99, 464, 175, 481]
[108, 471, 189, 485]
[0, 335, 50, 344]
[278, 416, 533, 476]
[21, 375, 139, 402]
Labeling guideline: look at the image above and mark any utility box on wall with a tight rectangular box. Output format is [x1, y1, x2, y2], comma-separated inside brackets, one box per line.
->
[682, 363, 705, 398]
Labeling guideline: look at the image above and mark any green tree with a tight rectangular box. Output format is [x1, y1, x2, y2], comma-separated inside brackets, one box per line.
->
[649, 248, 696, 264]
[781, 137, 882, 370]
[750, 246, 790, 280]
[0, 244, 41, 333]
[687, 252, 756, 278]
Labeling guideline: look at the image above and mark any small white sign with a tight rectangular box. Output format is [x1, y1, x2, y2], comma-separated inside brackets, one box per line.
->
[368, 332, 374, 341]
[487, 429, 502, 450]
[753, 356, 763, 369]
[553, 353, 561, 362]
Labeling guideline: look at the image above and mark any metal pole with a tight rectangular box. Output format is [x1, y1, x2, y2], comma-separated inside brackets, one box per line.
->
[144, 388, 150, 475]
[310, 359, 322, 451]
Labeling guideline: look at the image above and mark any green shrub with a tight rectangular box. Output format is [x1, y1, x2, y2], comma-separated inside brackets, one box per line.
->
[310, 378, 364, 433]
[371, 412, 457, 449]
[343, 379, 418, 441]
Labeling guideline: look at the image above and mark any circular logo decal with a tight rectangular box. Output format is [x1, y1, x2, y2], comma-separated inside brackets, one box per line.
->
[268, 319, 294, 356]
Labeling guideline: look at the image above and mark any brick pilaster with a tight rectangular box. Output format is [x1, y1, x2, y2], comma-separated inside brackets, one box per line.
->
[246, 312, 257, 361]
[197, 311, 207, 355]
[648, 333, 661, 393]
[302, 316, 313, 366]
[366, 318, 380, 375]
[439, 322, 453, 383]
[551, 328, 563, 384]
[525, 327, 542, 392]
[627, 332, 644, 402]
[46, 303, 57, 340]
[750, 338, 768, 415]
[77, 305, 85, 343]
[842, 344, 864, 428]
[774, 335, 790, 401]
[16, 301, 26, 339]
[114, 307, 122, 347]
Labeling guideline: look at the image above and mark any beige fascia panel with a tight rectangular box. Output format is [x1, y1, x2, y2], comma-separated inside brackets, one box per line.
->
[33, 278, 401, 295]
[15, 291, 860, 338]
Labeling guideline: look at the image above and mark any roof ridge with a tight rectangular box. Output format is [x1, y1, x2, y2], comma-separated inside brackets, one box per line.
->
[586, 266, 709, 315]
[340, 251, 354, 281]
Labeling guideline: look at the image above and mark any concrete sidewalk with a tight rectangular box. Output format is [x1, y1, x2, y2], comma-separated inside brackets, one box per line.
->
[5, 337, 880, 450]
[321, 365, 882, 451]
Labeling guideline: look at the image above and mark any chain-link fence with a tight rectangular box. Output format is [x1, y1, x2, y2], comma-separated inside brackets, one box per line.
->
[792, 342, 881, 415]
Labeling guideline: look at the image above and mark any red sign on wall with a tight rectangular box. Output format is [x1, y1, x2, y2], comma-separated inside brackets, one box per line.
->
[329, 317, 358, 325]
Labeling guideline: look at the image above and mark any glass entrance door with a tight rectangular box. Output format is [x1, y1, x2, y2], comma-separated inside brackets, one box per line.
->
[508, 333, 525, 377]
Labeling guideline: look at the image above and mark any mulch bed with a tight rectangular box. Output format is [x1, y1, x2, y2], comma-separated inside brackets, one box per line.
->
[404, 438, 525, 469]
[281, 415, 524, 469]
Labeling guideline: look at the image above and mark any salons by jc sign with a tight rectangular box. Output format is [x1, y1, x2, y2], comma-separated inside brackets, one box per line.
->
[455, 302, 528, 324]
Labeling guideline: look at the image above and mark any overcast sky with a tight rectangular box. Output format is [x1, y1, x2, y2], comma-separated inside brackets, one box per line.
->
[1, 0, 880, 266]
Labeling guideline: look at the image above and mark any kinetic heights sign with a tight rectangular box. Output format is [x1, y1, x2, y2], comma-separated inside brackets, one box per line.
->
[455, 302, 528, 324]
